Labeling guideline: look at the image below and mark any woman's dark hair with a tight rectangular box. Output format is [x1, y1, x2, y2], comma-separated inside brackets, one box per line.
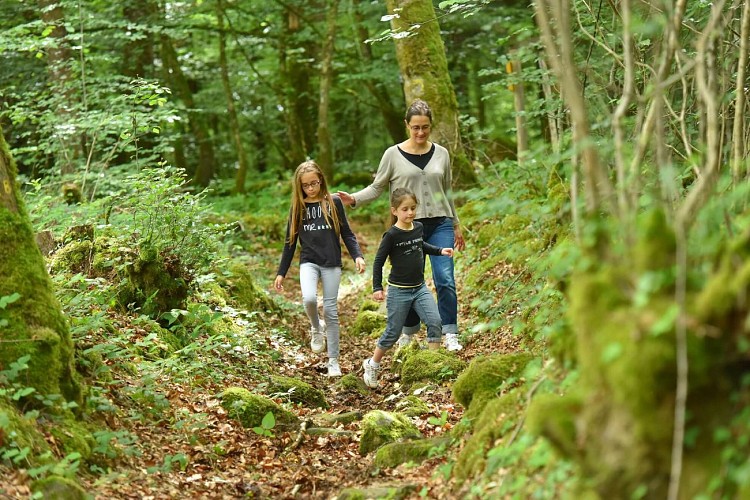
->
[405, 99, 432, 123]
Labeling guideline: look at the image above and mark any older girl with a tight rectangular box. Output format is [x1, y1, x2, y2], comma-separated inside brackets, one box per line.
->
[275, 161, 366, 377]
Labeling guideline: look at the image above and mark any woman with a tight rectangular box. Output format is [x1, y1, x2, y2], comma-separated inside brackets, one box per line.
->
[338, 99, 464, 351]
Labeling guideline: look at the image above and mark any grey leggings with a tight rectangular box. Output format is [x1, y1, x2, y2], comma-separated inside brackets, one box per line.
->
[299, 263, 342, 359]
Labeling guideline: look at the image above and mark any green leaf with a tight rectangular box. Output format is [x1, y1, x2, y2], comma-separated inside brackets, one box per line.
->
[261, 411, 276, 429]
[0, 293, 21, 309]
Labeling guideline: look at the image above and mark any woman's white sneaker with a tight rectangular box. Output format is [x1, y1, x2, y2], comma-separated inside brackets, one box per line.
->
[310, 326, 326, 353]
[397, 333, 414, 348]
[443, 333, 463, 352]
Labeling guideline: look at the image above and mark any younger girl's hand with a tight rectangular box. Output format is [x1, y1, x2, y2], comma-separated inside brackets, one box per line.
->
[441, 248, 454, 257]
[373, 290, 384, 301]
[274, 275, 284, 291]
[355, 257, 366, 274]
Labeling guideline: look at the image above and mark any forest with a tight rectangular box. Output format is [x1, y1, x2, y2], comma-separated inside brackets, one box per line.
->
[0, 0, 749, 498]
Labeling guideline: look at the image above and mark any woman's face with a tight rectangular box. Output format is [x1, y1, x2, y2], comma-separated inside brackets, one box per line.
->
[406, 115, 431, 144]
[300, 171, 322, 199]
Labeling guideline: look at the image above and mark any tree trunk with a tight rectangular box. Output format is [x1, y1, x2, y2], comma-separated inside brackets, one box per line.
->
[316, 0, 339, 178]
[384, 0, 477, 187]
[121, 0, 156, 79]
[0, 124, 82, 405]
[160, 35, 216, 186]
[351, 0, 405, 144]
[216, 0, 250, 194]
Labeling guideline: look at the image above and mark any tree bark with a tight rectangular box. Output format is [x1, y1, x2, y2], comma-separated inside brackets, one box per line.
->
[384, 0, 477, 187]
[0, 123, 82, 405]
[316, 0, 339, 178]
[216, 0, 250, 194]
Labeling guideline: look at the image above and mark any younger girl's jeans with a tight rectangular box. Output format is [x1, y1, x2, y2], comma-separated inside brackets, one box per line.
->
[299, 263, 341, 358]
[403, 217, 458, 335]
[377, 283, 442, 350]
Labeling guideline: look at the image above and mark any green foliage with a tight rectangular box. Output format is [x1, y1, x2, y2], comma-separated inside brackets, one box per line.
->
[252, 412, 276, 438]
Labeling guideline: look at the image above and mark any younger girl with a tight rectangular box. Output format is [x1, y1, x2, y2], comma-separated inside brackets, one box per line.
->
[362, 188, 453, 388]
[275, 161, 366, 377]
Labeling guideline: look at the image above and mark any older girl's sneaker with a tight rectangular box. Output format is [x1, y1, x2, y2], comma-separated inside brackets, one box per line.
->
[327, 358, 342, 377]
[443, 333, 463, 352]
[362, 358, 380, 388]
[310, 326, 326, 353]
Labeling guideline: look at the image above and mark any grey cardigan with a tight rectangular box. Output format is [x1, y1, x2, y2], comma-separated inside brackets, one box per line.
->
[352, 143, 459, 222]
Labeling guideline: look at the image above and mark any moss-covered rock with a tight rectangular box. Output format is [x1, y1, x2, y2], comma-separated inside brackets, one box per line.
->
[337, 484, 417, 500]
[359, 410, 422, 455]
[349, 310, 386, 338]
[50, 239, 93, 274]
[454, 391, 523, 482]
[336, 374, 370, 396]
[31, 476, 87, 500]
[394, 395, 430, 417]
[451, 353, 534, 417]
[317, 410, 363, 426]
[373, 436, 451, 468]
[268, 375, 328, 409]
[400, 349, 466, 386]
[220, 387, 298, 429]
[0, 399, 51, 461]
[48, 418, 96, 460]
[117, 244, 190, 317]
[220, 262, 277, 313]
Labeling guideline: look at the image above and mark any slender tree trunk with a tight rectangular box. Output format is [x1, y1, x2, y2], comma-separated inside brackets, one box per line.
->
[508, 59, 528, 165]
[316, 0, 339, 178]
[121, 0, 156, 79]
[216, 0, 250, 194]
[0, 124, 82, 405]
[160, 35, 216, 186]
[733, 0, 750, 180]
[351, 0, 404, 143]
[384, 0, 477, 187]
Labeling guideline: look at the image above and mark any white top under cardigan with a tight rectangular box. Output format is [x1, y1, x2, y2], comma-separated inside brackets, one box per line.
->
[351, 143, 459, 222]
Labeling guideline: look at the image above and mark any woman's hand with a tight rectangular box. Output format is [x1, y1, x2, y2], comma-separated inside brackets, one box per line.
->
[441, 248, 454, 257]
[274, 275, 284, 291]
[373, 290, 385, 301]
[454, 225, 466, 252]
[337, 191, 355, 206]
[355, 257, 366, 274]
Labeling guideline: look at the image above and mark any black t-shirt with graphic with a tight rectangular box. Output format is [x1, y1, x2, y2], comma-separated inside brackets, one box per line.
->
[372, 221, 443, 292]
[277, 196, 362, 277]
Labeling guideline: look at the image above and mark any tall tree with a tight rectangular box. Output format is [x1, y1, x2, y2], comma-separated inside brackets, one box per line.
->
[216, 0, 250, 194]
[315, 0, 339, 177]
[384, 0, 477, 187]
[0, 123, 82, 405]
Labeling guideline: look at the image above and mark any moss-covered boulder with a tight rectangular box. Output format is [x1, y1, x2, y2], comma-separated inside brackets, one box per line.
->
[31, 476, 87, 500]
[394, 395, 430, 417]
[373, 436, 451, 468]
[220, 387, 298, 429]
[359, 410, 422, 455]
[349, 310, 386, 338]
[454, 391, 523, 481]
[337, 373, 370, 396]
[0, 399, 51, 461]
[118, 244, 190, 317]
[220, 262, 277, 313]
[400, 349, 466, 386]
[452, 353, 534, 420]
[337, 483, 417, 500]
[268, 375, 328, 409]
[49, 239, 94, 275]
[48, 418, 96, 460]
[317, 410, 363, 426]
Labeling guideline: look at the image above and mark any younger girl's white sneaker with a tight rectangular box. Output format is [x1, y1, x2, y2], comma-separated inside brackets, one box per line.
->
[310, 326, 326, 353]
[443, 333, 463, 352]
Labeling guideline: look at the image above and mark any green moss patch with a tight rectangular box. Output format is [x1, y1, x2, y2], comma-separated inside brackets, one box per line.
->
[337, 374, 370, 396]
[400, 349, 466, 386]
[219, 263, 277, 313]
[374, 436, 451, 468]
[31, 476, 87, 500]
[337, 484, 417, 500]
[267, 375, 328, 409]
[394, 395, 430, 417]
[359, 410, 422, 456]
[220, 387, 298, 429]
[316, 411, 363, 426]
[526, 392, 583, 459]
[349, 310, 386, 338]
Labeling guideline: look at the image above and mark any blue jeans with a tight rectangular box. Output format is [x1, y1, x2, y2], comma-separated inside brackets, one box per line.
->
[403, 217, 458, 335]
[377, 283, 442, 350]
